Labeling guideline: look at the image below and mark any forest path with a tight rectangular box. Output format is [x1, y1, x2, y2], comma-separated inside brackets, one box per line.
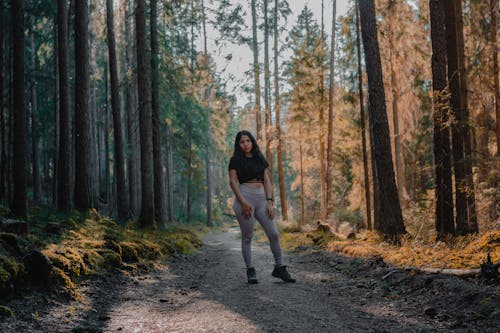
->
[2, 227, 498, 332]
[95, 227, 476, 333]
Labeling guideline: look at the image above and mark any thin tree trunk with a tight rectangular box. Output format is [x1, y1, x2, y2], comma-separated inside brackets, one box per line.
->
[53, 21, 59, 206]
[263, 0, 273, 188]
[151, 0, 166, 225]
[355, 0, 372, 230]
[136, 0, 154, 226]
[106, 0, 129, 219]
[0, 0, 6, 203]
[125, 0, 140, 216]
[492, 0, 500, 155]
[30, 27, 41, 203]
[326, 0, 337, 218]
[251, 0, 262, 141]
[299, 136, 305, 228]
[274, 0, 287, 220]
[319, 0, 327, 221]
[389, 38, 406, 208]
[166, 124, 174, 223]
[359, 0, 406, 241]
[429, 0, 454, 237]
[202, 0, 212, 227]
[11, 0, 27, 218]
[74, 0, 95, 211]
[443, 0, 468, 235]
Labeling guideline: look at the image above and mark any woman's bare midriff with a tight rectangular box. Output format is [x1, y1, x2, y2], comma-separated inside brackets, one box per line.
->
[241, 182, 263, 188]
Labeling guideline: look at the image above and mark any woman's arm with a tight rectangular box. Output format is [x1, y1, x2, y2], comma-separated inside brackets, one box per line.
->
[263, 169, 275, 219]
[229, 169, 252, 217]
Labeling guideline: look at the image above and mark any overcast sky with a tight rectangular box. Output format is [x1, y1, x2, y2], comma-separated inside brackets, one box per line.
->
[204, 0, 351, 109]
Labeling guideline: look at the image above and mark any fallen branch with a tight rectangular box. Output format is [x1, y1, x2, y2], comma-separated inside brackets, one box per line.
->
[404, 266, 481, 277]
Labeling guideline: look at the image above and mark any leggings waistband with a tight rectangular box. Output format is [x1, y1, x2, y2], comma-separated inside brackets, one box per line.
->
[239, 184, 265, 195]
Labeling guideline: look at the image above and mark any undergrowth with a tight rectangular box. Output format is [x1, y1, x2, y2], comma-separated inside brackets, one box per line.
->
[275, 220, 499, 270]
[0, 207, 204, 304]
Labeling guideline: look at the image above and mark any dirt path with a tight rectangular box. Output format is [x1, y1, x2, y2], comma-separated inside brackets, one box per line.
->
[2, 227, 499, 332]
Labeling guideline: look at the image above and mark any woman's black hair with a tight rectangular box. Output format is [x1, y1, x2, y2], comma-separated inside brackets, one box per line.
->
[233, 130, 267, 165]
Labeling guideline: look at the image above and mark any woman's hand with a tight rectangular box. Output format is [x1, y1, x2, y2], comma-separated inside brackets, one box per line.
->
[241, 200, 253, 218]
[266, 200, 274, 219]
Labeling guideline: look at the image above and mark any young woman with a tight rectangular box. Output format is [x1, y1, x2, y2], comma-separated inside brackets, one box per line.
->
[228, 130, 295, 284]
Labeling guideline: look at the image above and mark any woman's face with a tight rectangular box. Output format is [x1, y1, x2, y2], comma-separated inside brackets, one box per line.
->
[239, 135, 253, 154]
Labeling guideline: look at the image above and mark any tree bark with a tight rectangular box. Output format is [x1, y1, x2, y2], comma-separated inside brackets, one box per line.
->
[202, 0, 212, 227]
[136, 0, 154, 227]
[263, 0, 273, 188]
[150, 0, 166, 225]
[274, 0, 287, 220]
[106, 0, 129, 219]
[455, 0, 477, 234]
[166, 124, 174, 224]
[355, 0, 372, 230]
[74, 0, 95, 211]
[125, 0, 140, 217]
[11, 0, 27, 218]
[443, 0, 471, 235]
[251, 0, 262, 141]
[30, 27, 41, 203]
[429, 0, 455, 237]
[359, 0, 406, 241]
[492, 0, 500, 155]
[0, 0, 6, 202]
[326, 0, 337, 218]
[319, 0, 327, 221]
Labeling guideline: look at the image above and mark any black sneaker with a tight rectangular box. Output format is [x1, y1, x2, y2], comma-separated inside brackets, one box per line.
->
[272, 265, 296, 283]
[247, 267, 258, 284]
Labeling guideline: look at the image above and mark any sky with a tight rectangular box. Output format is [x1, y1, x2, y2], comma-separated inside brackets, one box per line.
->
[205, 0, 351, 109]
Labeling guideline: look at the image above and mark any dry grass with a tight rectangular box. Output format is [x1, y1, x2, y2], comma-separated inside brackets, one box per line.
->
[279, 220, 499, 269]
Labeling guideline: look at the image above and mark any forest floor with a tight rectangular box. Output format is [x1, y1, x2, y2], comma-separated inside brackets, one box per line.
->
[1, 225, 499, 333]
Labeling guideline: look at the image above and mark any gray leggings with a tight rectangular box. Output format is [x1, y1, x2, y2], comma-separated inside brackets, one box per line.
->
[233, 184, 283, 268]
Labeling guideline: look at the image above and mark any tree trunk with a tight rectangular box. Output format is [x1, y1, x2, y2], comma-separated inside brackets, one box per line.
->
[492, 0, 500, 155]
[263, 0, 273, 188]
[251, 0, 262, 141]
[74, 0, 95, 211]
[319, 0, 327, 221]
[455, 0, 477, 234]
[166, 124, 174, 224]
[388, 38, 406, 209]
[359, 0, 406, 241]
[106, 0, 128, 219]
[11, 0, 27, 218]
[150, 0, 166, 225]
[30, 28, 41, 203]
[202, 0, 212, 227]
[443, 0, 472, 235]
[429, 0, 454, 237]
[136, 0, 154, 227]
[0, 0, 6, 203]
[125, 0, 140, 217]
[274, 0, 287, 220]
[52, 21, 59, 206]
[299, 137, 305, 228]
[326, 0, 337, 218]
[355, 0, 372, 230]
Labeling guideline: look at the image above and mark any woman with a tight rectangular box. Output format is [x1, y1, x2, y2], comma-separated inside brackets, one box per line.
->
[229, 130, 295, 284]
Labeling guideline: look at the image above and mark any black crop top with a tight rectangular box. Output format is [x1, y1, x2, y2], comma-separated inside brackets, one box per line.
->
[228, 155, 269, 184]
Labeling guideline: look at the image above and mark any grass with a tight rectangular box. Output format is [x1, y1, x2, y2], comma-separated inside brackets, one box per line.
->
[275, 219, 499, 270]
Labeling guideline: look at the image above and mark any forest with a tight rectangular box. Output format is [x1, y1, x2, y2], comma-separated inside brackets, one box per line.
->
[0, 0, 499, 331]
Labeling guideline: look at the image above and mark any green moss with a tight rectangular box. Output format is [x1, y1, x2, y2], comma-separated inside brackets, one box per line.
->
[97, 249, 122, 268]
[104, 239, 122, 257]
[43, 246, 87, 278]
[50, 266, 80, 299]
[133, 240, 162, 260]
[119, 242, 139, 263]
[0, 305, 14, 318]
[1, 256, 20, 278]
[82, 249, 103, 269]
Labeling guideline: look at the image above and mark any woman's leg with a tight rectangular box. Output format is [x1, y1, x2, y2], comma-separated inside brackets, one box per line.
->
[254, 201, 283, 267]
[233, 198, 255, 268]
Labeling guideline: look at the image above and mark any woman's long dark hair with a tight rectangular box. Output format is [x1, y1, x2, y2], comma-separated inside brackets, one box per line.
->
[232, 130, 267, 165]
